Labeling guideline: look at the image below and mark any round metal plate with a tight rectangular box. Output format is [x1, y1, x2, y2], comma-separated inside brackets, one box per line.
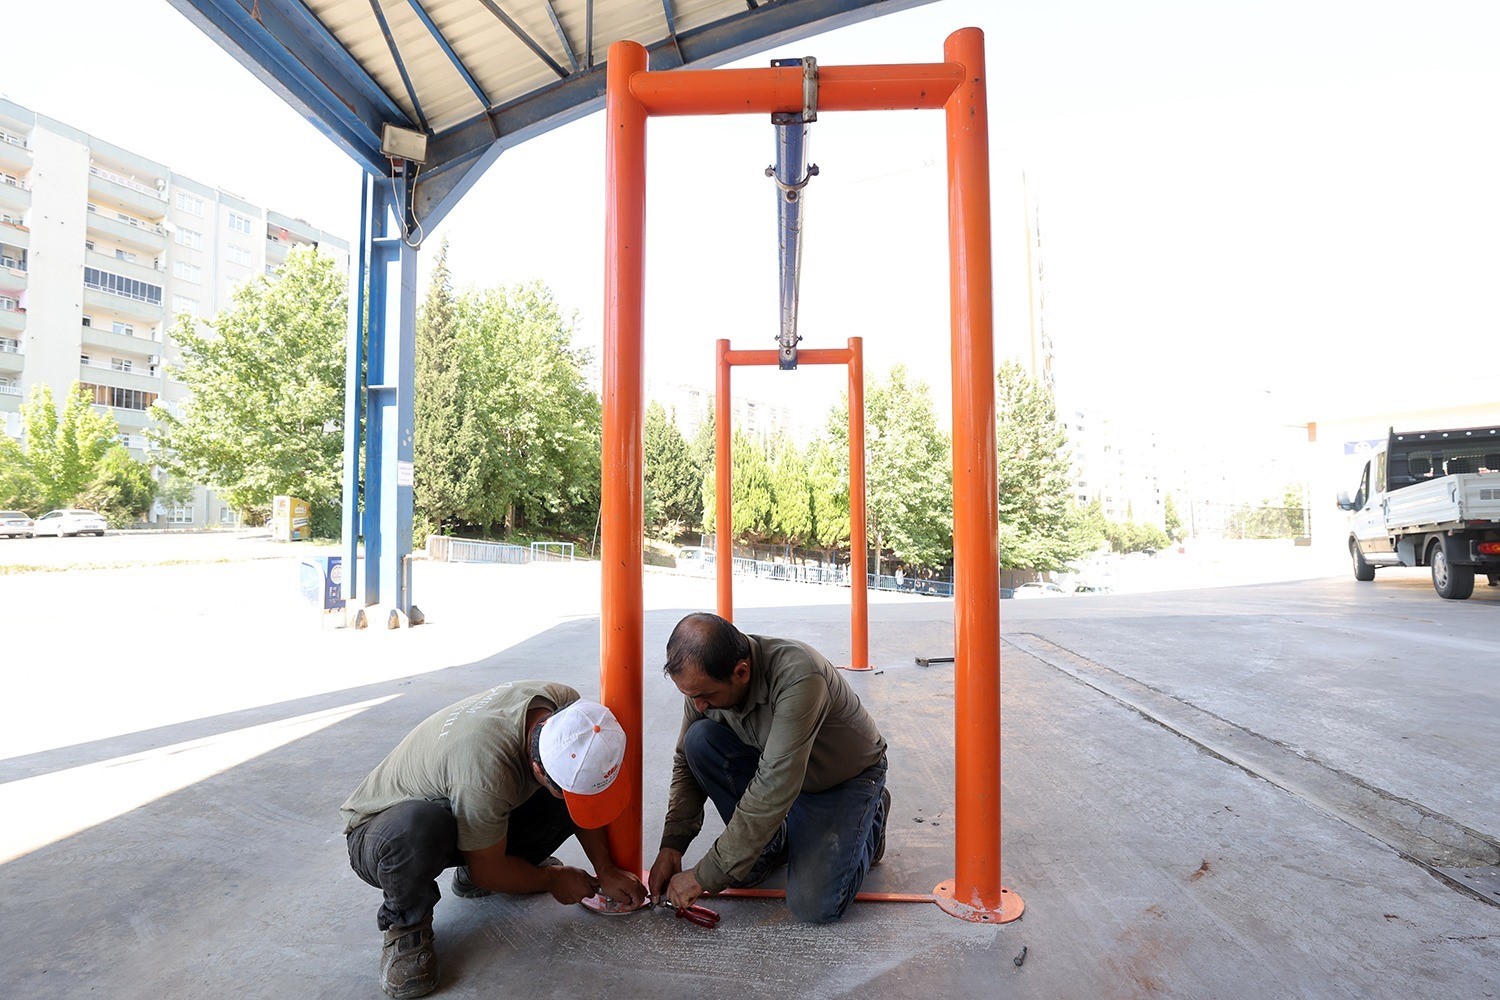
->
[579, 893, 649, 915]
[931, 881, 1024, 923]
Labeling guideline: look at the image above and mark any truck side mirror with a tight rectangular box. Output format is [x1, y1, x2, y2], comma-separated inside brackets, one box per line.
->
[1336, 491, 1354, 511]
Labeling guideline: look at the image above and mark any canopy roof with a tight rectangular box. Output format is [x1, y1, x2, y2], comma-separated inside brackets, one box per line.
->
[169, 0, 936, 223]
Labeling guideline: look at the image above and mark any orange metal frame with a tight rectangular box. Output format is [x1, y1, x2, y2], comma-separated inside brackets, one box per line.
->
[713, 338, 870, 672]
[600, 28, 1020, 923]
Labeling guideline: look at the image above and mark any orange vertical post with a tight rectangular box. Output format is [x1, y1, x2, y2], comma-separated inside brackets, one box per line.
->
[714, 338, 734, 621]
[845, 336, 871, 672]
[600, 38, 648, 880]
[933, 27, 1022, 923]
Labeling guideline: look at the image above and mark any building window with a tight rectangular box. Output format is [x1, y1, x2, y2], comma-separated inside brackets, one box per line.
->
[173, 261, 202, 283]
[111, 357, 133, 373]
[174, 227, 203, 250]
[172, 295, 199, 317]
[114, 248, 138, 263]
[0, 296, 18, 311]
[227, 211, 253, 235]
[82, 382, 157, 411]
[111, 321, 134, 336]
[169, 504, 194, 525]
[0, 337, 19, 354]
[219, 507, 239, 525]
[176, 192, 205, 217]
[80, 353, 91, 365]
[83, 266, 162, 305]
[226, 244, 252, 266]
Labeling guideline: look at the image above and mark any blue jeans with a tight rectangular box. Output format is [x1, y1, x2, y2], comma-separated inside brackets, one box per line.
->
[683, 718, 888, 923]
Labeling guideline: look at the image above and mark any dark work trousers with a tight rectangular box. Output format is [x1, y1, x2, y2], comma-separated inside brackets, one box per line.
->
[346, 789, 576, 931]
[683, 717, 888, 924]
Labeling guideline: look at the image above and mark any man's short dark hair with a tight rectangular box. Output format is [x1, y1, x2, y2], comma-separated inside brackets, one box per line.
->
[664, 612, 750, 682]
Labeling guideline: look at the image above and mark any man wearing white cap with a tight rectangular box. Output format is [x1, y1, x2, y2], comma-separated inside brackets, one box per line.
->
[342, 681, 643, 999]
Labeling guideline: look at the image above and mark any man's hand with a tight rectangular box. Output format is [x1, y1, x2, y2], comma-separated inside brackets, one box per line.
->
[594, 865, 647, 908]
[546, 864, 600, 906]
[666, 868, 706, 911]
[648, 848, 683, 901]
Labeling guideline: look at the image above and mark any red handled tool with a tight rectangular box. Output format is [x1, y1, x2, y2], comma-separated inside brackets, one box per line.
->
[654, 898, 721, 928]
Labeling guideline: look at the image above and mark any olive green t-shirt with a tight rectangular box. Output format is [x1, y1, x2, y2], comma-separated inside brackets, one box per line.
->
[340, 680, 579, 852]
[659, 635, 887, 892]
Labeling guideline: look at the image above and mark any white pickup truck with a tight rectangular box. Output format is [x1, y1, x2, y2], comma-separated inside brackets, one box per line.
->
[1337, 426, 1500, 599]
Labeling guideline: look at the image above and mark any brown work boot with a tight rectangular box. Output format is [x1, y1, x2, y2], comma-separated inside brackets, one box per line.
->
[380, 915, 438, 999]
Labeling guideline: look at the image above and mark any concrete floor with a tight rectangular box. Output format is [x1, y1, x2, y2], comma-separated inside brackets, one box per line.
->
[3, 556, 1500, 999]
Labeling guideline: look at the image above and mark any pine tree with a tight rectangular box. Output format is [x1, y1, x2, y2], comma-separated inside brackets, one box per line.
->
[995, 359, 1089, 571]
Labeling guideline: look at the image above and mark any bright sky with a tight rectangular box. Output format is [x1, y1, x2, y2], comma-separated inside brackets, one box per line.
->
[6, 0, 1499, 454]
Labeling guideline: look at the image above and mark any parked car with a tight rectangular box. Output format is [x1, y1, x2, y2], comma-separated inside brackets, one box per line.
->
[32, 509, 107, 537]
[1013, 581, 1068, 599]
[0, 510, 35, 538]
[1073, 583, 1114, 596]
[674, 545, 715, 576]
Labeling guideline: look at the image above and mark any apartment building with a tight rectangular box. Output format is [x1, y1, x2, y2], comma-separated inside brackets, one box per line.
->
[0, 98, 347, 528]
[1061, 406, 1167, 528]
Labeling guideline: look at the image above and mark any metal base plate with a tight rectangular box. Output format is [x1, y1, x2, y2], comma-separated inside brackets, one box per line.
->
[579, 892, 649, 915]
[932, 881, 1024, 923]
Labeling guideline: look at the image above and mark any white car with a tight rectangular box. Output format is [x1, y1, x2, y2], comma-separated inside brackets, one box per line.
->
[33, 509, 107, 537]
[0, 510, 34, 538]
[1013, 581, 1068, 599]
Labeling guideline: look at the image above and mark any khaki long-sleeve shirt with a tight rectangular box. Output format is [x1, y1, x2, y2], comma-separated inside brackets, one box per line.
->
[659, 634, 886, 892]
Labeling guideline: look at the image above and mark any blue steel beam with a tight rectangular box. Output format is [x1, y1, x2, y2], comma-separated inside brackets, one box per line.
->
[476, 0, 570, 79]
[169, 0, 408, 176]
[367, 0, 430, 131]
[341, 179, 371, 604]
[541, 0, 580, 73]
[414, 0, 939, 232]
[405, 0, 493, 110]
[360, 176, 418, 613]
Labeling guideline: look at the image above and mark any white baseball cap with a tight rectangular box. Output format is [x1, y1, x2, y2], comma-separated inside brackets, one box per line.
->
[538, 700, 631, 829]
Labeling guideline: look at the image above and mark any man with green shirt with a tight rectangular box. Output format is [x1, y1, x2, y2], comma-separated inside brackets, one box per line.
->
[342, 681, 645, 999]
[648, 612, 890, 923]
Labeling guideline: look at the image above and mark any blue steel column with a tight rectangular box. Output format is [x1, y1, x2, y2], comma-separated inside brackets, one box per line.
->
[361, 175, 417, 613]
[340, 178, 371, 602]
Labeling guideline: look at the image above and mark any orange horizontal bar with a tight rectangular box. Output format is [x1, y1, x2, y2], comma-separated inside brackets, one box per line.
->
[630, 63, 964, 117]
[714, 887, 935, 903]
[724, 348, 853, 367]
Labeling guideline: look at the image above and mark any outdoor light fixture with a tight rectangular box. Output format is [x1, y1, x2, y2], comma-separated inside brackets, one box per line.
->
[380, 124, 428, 164]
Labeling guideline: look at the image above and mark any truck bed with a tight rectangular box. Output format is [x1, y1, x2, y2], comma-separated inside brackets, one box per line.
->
[1384, 473, 1500, 531]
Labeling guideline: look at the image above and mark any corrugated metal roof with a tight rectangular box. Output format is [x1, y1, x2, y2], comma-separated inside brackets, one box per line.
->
[314, 0, 753, 134]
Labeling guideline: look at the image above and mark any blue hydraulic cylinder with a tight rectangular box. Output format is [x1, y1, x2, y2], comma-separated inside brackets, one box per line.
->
[770, 121, 811, 370]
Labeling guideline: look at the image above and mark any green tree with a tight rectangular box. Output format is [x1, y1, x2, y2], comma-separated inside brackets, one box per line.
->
[1076, 496, 1109, 553]
[453, 281, 599, 536]
[0, 434, 42, 511]
[77, 445, 158, 526]
[830, 365, 952, 570]
[805, 436, 849, 563]
[413, 237, 478, 539]
[769, 437, 812, 546]
[21, 383, 119, 511]
[149, 247, 346, 529]
[644, 401, 701, 536]
[1163, 492, 1184, 540]
[699, 429, 774, 544]
[995, 360, 1088, 571]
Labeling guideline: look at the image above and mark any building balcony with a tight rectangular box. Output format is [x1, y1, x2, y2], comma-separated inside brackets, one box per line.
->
[0, 258, 24, 295]
[85, 249, 163, 288]
[0, 383, 22, 413]
[81, 322, 161, 356]
[82, 286, 163, 324]
[0, 340, 23, 375]
[0, 220, 28, 250]
[94, 403, 154, 430]
[0, 135, 30, 173]
[0, 177, 30, 214]
[85, 208, 166, 254]
[80, 361, 161, 394]
[87, 166, 168, 220]
[0, 305, 24, 335]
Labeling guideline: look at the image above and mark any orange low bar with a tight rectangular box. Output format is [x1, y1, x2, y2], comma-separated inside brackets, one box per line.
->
[715, 887, 934, 903]
[722, 348, 853, 367]
[630, 62, 964, 117]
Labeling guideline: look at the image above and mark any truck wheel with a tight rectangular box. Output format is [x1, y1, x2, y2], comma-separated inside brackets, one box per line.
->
[1350, 539, 1375, 582]
[1431, 541, 1475, 600]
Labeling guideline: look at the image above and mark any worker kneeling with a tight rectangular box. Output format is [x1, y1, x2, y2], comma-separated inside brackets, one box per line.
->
[650, 613, 891, 923]
[342, 683, 644, 999]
